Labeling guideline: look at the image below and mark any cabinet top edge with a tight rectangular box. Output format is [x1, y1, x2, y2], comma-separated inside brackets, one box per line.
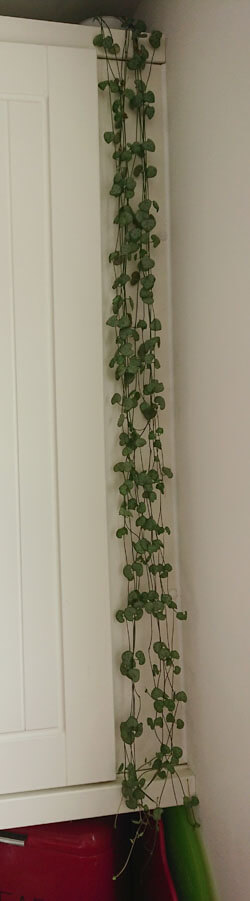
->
[0, 17, 166, 63]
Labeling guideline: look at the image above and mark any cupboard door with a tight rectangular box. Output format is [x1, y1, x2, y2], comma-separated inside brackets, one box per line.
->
[0, 42, 115, 793]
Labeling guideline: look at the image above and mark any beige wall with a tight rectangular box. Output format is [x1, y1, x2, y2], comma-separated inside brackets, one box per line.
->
[136, 2, 250, 898]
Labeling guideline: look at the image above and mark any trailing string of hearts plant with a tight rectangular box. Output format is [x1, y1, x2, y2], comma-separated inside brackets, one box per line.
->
[93, 17, 198, 850]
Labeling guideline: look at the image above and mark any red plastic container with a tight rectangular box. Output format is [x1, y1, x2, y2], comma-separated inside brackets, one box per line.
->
[0, 817, 127, 901]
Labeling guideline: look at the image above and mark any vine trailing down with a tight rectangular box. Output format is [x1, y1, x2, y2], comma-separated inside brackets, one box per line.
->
[94, 18, 198, 832]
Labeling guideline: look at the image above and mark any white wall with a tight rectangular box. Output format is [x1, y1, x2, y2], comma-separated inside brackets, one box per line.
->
[136, 2, 250, 899]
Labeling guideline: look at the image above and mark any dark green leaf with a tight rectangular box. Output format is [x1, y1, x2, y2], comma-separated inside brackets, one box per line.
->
[172, 746, 183, 760]
[154, 700, 164, 713]
[190, 795, 199, 807]
[124, 88, 135, 100]
[121, 650, 133, 668]
[123, 564, 134, 581]
[116, 610, 124, 623]
[113, 273, 130, 288]
[151, 234, 161, 247]
[141, 256, 155, 270]
[132, 561, 143, 576]
[110, 183, 123, 196]
[109, 79, 120, 93]
[124, 607, 135, 621]
[128, 667, 140, 682]
[151, 687, 164, 700]
[175, 691, 187, 703]
[147, 717, 154, 730]
[142, 274, 155, 289]
[120, 717, 143, 745]
[93, 33, 104, 47]
[119, 483, 129, 496]
[162, 467, 174, 478]
[150, 318, 162, 331]
[130, 227, 141, 242]
[155, 717, 163, 728]
[126, 176, 136, 190]
[116, 527, 128, 538]
[144, 379, 164, 395]
[136, 650, 145, 665]
[111, 393, 121, 405]
[115, 206, 133, 226]
[121, 241, 138, 256]
[121, 149, 133, 161]
[146, 165, 157, 178]
[104, 131, 115, 144]
[130, 92, 143, 109]
[112, 294, 123, 313]
[142, 214, 156, 232]
[120, 343, 133, 357]
[153, 640, 171, 661]
[131, 270, 140, 285]
[149, 30, 162, 49]
[155, 396, 165, 410]
[152, 664, 159, 676]
[143, 138, 155, 151]
[127, 55, 142, 71]
[140, 289, 153, 303]
[139, 199, 151, 212]
[118, 314, 131, 328]
[106, 314, 118, 327]
[140, 401, 157, 421]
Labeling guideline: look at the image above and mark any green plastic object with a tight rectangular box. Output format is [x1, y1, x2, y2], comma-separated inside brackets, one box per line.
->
[163, 807, 218, 901]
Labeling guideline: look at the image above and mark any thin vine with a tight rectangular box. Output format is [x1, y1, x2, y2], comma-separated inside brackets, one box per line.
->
[93, 17, 198, 831]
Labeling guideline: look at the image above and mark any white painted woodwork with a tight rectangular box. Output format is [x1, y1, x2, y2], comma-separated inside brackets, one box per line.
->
[0, 765, 195, 830]
[0, 17, 165, 62]
[0, 39, 115, 795]
[0, 100, 23, 735]
[0, 17, 186, 828]
[48, 45, 115, 786]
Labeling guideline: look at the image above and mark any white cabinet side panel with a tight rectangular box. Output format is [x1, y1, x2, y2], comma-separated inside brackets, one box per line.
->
[48, 46, 115, 786]
[9, 99, 61, 732]
[0, 100, 23, 734]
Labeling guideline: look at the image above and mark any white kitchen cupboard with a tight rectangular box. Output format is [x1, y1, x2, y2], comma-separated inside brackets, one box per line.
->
[0, 33, 116, 799]
[0, 17, 194, 828]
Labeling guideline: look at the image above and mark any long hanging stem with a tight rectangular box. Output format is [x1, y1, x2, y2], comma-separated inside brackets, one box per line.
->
[94, 17, 198, 832]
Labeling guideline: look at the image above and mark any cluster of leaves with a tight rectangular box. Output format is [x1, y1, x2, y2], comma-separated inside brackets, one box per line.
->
[94, 18, 198, 828]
